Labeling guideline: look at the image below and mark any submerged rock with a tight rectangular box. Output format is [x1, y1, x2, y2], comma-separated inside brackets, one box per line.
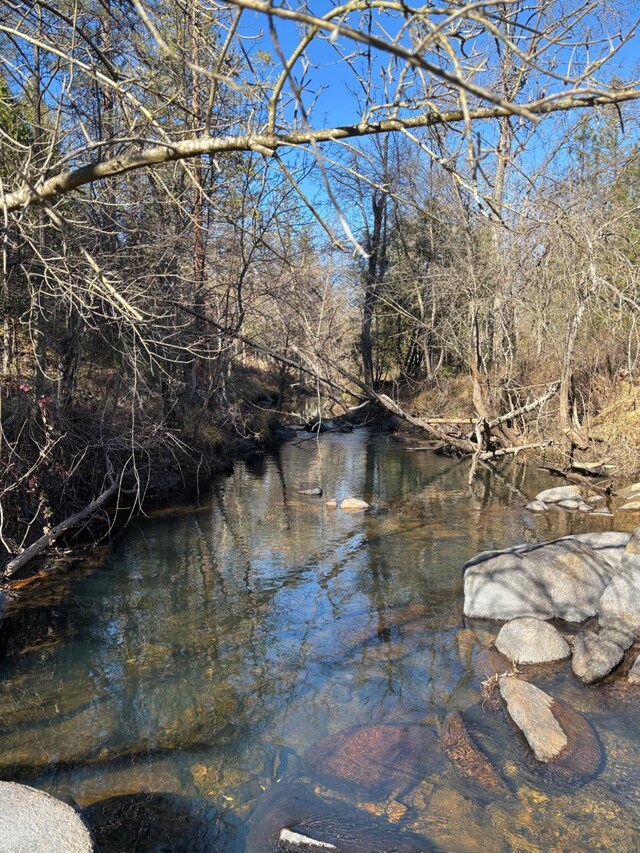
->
[571, 631, 625, 684]
[472, 648, 512, 679]
[0, 681, 239, 770]
[340, 497, 370, 512]
[440, 711, 507, 794]
[534, 485, 582, 504]
[246, 782, 432, 853]
[304, 723, 442, 800]
[463, 538, 614, 622]
[0, 782, 92, 853]
[495, 617, 570, 665]
[83, 792, 233, 853]
[499, 677, 602, 784]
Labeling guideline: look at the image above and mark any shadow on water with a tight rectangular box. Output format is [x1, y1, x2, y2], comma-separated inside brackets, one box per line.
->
[0, 431, 639, 850]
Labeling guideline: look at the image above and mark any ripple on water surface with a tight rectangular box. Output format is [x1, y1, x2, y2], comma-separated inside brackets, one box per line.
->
[0, 430, 639, 851]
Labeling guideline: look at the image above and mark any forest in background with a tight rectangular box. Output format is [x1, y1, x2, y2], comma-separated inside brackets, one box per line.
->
[1, 0, 639, 577]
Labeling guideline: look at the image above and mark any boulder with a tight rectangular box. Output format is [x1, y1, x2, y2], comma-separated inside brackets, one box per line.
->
[499, 678, 602, 784]
[82, 792, 231, 853]
[557, 499, 581, 510]
[628, 655, 640, 684]
[525, 501, 548, 512]
[304, 723, 442, 800]
[340, 497, 369, 512]
[299, 487, 323, 497]
[571, 531, 630, 572]
[463, 538, 614, 622]
[600, 625, 634, 651]
[495, 617, 570, 665]
[599, 527, 640, 636]
[440, 711, 507, 793]
[571, 630, 625, 684]
[499, 678, 567, 761]
[535, 485, 581, 504]
[0, 782, 93, 852]
[325, 499, 337, 508]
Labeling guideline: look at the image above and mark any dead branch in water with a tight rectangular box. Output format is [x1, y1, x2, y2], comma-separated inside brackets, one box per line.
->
[3, 479, 119, 579]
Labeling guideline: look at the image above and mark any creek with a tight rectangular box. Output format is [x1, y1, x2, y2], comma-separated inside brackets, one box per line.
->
[1, 430, 639, 851]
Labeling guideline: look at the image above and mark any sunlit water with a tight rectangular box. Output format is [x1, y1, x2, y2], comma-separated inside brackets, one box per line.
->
[1, 430, 639, 851]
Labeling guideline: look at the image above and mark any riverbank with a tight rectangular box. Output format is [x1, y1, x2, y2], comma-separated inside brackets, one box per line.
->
[0, 362, 291, 590]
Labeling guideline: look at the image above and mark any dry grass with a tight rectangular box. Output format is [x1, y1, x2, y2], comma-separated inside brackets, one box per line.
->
[589, 378, 640, 474]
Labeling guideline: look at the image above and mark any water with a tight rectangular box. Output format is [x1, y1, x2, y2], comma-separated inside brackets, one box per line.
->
[1, 430, 639, 851]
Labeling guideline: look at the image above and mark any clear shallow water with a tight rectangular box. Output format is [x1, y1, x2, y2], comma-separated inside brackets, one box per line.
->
[1, 431, 640, 851]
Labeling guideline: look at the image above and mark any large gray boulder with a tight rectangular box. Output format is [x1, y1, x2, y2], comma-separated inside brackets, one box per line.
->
[598, 527, 640, 637]
[0, 782, 93, 851]
[571, 532, 630, 573]
[571, 630, 625, 684]
[463, 538, 614, 622]
[495, 617, 570, 665]
[535, 485, 582, 504]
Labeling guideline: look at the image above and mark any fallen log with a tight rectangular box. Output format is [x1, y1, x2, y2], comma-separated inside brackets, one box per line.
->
[2, 479, 119, 579]
[479, 441, 552, 461]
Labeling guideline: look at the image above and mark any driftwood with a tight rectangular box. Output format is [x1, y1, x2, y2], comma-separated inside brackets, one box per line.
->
[479, 441, 551, 460]
[2, 479, 119, 579]
[376, 394, 475, 453]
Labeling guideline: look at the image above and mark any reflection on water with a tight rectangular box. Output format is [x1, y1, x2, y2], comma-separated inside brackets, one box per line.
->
[1, 431, 639, 851]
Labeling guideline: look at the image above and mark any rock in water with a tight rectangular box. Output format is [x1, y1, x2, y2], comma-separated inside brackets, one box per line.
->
[499, 677, 602, 784]
[534, 485, 582, 504]
[525, 501, 548, 512]
[304, 724, 442, 800]
[299, 488, 323, 496]
[499, 678, 567, 762]
[340, 497, 370, 512]
[495, 617, 570, 665]
[557, 499, 581, 510]
[246, 782, 433, 853]
[463, 538, 614, 622]
[440, 711, 507, 794]
[571, 631, 625, 684]
[599, 527, 640, 637]
[82, 792, 232, 853]
[0, 782, 93, 852]
[628, 654, 640, 684]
